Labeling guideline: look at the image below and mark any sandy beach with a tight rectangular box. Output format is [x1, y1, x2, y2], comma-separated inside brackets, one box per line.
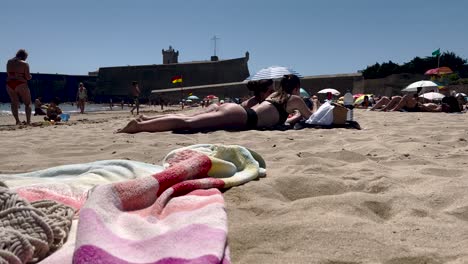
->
[1, 108, 468, 263]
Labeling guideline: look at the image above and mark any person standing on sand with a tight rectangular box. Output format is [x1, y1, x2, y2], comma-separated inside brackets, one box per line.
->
[76, 82, 87, 114]
[130, 81, 141, 115]
[6, 49, 33, 125]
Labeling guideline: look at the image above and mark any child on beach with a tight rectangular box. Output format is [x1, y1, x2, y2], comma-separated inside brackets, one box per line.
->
[44, 97, 62, 122]
[33, 97, 46, 116]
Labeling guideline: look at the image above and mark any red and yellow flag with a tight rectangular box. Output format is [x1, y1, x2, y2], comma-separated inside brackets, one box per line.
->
[171, 75, 183, 84]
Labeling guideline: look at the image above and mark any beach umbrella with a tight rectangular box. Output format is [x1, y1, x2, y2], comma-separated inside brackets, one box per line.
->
[185, 99, 193, 103]
[354, 94, 373, 105]
[456, 93, 467, 97]
[419, 92, 445, 101]
[402, 80, 439, 93]
[317, 88, 340, 96]
[299, 88, 310, 98]
[187, 95, 199, 100]
[245, 66, 302, 81]
[424, 67, 453, 76]
[205, 95, 218, 100]
[353, 93, 365, 99]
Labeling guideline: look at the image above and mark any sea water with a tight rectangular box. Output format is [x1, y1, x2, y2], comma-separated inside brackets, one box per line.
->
[0, 103, 131, 115]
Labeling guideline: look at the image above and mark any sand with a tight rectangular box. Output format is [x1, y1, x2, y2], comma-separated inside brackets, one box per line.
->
[1, 108, 468, 263]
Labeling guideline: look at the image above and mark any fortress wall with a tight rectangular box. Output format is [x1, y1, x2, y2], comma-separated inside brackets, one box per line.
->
[95, 57, 250, 101]
[355, 73, 426, 96]
[0, 72, 96, 103]
[299, 74, 363, 97]
[152, 82, 250, 104]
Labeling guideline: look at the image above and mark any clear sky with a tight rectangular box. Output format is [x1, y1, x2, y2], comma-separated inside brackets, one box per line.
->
[1, 0, 466, 77]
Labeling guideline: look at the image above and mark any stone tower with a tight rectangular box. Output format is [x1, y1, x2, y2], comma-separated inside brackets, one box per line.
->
[162, 46, 179, 64]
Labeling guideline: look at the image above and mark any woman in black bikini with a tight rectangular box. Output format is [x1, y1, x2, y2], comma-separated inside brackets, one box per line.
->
[117, 74, 313, 133]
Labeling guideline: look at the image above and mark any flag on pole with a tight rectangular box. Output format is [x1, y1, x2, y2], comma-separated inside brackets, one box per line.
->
[432, 48, 440, 57]
[171, 75, 183, 84]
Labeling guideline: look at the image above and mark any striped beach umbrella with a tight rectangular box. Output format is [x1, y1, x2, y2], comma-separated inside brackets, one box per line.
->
[246, 66, 302, 81]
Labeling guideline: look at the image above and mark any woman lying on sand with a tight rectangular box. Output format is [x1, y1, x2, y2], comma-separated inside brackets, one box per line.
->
[241, 79, 274, 109]
[117, 74, 313, 133]
[137, 79, 275, 122]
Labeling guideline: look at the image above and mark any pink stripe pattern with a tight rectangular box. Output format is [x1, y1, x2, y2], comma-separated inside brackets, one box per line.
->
[72, 145, 264, 263]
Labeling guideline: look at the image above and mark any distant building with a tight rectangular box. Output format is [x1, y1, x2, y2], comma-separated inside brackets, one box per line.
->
[162, 46, 179, 64]
[93, 48, 251, 103]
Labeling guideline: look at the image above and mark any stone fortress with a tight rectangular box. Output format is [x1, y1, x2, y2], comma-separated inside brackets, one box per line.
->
[93, 46, 250, 103]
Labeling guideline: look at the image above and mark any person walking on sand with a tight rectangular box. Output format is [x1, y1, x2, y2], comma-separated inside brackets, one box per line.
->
[6, 49, 33, 125]
[76, 82, 87, 114]
[130, 81, 141, 115]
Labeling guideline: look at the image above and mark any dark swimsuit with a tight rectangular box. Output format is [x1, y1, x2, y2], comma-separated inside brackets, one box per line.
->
[244, 96, 291, 129]
[245, 108, 258, 129]
[402, 105, 420, 112]
[265, 95, 290, 125]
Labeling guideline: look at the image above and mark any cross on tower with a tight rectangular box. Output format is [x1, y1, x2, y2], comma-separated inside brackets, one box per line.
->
[211, 35, 220, 56]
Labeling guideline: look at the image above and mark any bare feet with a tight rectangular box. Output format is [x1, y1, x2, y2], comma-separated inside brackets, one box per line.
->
[116, 119, 140, 134]
[137, 114, 149, 122]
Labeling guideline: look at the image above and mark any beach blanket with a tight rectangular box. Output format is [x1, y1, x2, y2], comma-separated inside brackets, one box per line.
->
[0, 144, 266, 264]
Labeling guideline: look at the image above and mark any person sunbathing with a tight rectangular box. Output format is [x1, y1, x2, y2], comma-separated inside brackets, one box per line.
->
[354, 95, 373, 109]
[137, 79, 274, 122]
[117, 74, 312, 133]
[369, 96, 398, 111]
[387, 93, 420, 112]
[370, 94, 442, 112]
[241, 79, 274, 109]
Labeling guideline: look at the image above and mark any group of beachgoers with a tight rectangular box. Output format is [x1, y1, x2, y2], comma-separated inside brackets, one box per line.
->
[369, 87, 466, 113]
[5, 48, 467, 130]
[5, 49, 90, 125]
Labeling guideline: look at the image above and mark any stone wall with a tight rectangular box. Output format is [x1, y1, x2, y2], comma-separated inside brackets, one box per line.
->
[94, 55, 250, 102]
[0, 72, 96, 103]
[300, 73, 363, 97]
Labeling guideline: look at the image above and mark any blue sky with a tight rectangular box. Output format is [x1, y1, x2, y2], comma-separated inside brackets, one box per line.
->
[1, 0, 466, 77]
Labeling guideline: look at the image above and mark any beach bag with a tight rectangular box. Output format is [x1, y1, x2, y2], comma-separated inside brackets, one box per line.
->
[332, 103, 348, 125]
[305, 101, 334, 126]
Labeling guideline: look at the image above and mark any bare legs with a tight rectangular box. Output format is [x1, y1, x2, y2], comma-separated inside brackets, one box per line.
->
[370, 97, 390, 111]
[137, 104, 220, 121]
[78, 99, 86, 114]
[118, 103, 247, 133]
[388, 95, 409, 111]
[6, 85, 31, 125]
[130, 99, 139, 115]
[380, 96, 402, 111]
